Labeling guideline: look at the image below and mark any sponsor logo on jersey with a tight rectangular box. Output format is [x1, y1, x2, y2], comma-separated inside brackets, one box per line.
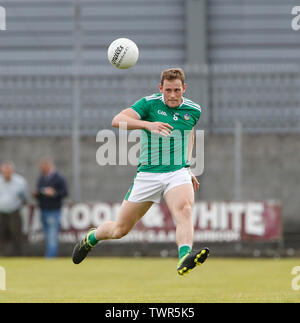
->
[158, 110, 167, 116]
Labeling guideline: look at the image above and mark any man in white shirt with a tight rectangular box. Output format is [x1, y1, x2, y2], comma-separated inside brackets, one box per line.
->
[0, 161, 29, 256]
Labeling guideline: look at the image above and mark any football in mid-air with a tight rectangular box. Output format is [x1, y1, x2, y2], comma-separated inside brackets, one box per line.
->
[107, 38, 139, 69]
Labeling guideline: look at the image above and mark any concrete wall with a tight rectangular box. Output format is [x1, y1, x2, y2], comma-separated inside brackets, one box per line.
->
[1, 134, 299, 226]
[201, 134, 300, 228]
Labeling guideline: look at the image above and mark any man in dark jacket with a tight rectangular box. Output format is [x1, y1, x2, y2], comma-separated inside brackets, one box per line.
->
[34, 158, 68, 258]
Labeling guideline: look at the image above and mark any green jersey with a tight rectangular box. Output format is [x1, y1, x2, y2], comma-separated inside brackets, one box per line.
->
[131, 93, 201, 173]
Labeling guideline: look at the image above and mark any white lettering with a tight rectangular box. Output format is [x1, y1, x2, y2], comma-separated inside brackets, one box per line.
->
[128, 130, 141, 166]
[245, 203, 265, 236]
[111, 203, 121, 221]
[118, 122, 128, 165]
[70, 204, 91, 230]
[291, 266, 300, 291]
[141, 204, 164, 228]
[105, 307, 139, 320]
[0, 266, 6, 291]
[229, 203, 244, 232]
[96, 130, 116, 165]
[291, 6, 300, 31]
[191, 130, 204, 176]
[92, 203, 112, 226]
[60, 206, 70, 230]
[0, 7, 6, 31]
[218, 202, 229, 230]
[199, 202, 218, 229]
[158, 110, 167, 116]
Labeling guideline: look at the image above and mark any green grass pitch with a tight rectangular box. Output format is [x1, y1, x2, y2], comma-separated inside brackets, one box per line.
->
[0, 257, 299, 303]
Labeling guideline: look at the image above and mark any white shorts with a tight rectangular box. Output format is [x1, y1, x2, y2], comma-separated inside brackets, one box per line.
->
[125, 167, 192, 203]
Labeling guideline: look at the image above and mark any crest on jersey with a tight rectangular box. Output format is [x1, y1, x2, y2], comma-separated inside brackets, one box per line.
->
[184, 113, 190, 120]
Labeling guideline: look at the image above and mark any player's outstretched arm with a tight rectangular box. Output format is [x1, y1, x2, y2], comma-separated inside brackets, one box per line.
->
[112, 108, 173, 136]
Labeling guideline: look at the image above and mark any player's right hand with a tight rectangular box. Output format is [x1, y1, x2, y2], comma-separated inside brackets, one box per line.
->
[145, 122, 173, 137]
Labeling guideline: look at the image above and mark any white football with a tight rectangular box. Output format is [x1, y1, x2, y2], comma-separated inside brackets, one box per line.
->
[107, 38, 139, 69]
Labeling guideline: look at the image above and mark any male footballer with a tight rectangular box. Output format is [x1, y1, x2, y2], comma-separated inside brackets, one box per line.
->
[72, 68, 209, 275]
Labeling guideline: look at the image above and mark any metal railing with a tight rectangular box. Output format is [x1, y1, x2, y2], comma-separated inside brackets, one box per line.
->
[0, 64, 300, 136]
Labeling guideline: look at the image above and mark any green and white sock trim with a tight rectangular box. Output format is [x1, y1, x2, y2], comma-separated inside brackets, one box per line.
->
[87, 229, 99, 247]
[178, 245, 191, 260]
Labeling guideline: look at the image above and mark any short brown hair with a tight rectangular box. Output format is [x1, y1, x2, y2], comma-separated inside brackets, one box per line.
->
[161, 68, 185, 86]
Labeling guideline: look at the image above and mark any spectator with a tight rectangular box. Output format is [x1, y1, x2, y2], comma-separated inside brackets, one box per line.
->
[0, 161, 29, 256]
[33, 158, 68, 258]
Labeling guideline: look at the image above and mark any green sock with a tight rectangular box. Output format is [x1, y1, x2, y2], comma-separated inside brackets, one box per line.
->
[178, 245, 191, 260]
[88, 231, 99, 247]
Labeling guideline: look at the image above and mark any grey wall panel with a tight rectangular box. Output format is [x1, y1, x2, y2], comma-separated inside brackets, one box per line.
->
[0, 0, 185, 66]
[208, 0, 300, 63]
